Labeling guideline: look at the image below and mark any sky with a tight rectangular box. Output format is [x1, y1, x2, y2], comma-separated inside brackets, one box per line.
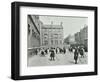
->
[39, 15, 88, 38]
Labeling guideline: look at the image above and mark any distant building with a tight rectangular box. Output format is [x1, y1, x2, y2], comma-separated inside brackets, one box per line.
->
[64, 35, 75, 44]
[80, 26, 88, 45]
[27, 15, 41, 49]
[41, 22, 63, 48]
[74, 25, 88, 46]
[74, 32, 81, 44]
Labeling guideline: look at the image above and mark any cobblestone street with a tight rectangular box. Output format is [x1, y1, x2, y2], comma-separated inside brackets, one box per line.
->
[28, 49, 88, 67]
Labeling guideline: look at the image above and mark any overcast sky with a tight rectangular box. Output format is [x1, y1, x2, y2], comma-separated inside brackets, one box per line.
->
[39, 15, 88, 38]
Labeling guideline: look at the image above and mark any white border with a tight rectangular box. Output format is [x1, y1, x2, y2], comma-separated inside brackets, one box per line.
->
[20, 6, 94, 76]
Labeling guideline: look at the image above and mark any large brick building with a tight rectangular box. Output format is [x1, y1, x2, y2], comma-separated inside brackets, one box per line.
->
[40, 22, 64, 48]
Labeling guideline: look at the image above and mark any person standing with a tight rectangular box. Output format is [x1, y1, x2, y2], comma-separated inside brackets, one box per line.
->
[45, 49, 48, 55]
[63, 47, 66, 54]
[79, 47, 84, 58]
[35, 48, 38, 55]
[56, 48, 58, 54]
[50, 49, 55, 61]
[41, 49, 45, 56]
[74, 47, 79, 64]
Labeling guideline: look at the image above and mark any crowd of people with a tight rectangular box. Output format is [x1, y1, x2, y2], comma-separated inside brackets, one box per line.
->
[32, 47, 66, 61]
[69, 46, 85, 64]
[30, 45, 86, 64]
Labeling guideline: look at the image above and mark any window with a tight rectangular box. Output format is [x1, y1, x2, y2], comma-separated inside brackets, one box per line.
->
[32, 29, 35, 36]
[51, 34, 53, 38]
[44, 33, 48, 39]
[44, 40, 48, 45]
[54, 34, 58, 38]
[60, 40, 62, 44]
[28, 24, 30, 35]
[51, 40, 53, 45]
[44, 33, 47, 35]
[32, 29, 37, 38]
[55, 40, 58, 45]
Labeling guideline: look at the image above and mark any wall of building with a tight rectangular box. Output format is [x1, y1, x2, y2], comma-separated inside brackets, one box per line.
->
[27, 15, 40, 48]
[74, 25, 88, 45]
[64, 35, 75, 44]
[41, 23, 63, 48]
[75, 32, 81, 44]
[80, 26, 88, 44]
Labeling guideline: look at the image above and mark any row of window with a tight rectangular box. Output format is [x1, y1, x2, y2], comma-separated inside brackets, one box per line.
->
[43, 40, 62, 45]
[43, 29, 63, 33]
[43, 34, 63, 38]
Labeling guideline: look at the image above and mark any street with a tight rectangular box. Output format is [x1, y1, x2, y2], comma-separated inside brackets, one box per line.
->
[28, 49, 88, 67]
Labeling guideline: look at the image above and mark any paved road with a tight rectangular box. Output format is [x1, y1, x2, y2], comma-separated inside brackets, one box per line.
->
[28, 50, 88, 67]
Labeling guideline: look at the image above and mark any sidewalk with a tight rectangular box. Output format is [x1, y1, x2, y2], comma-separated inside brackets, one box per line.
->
[28, 50, 88, 67]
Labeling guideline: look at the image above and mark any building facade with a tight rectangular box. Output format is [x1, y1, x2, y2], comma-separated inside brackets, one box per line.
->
[74, 25, 88, 46]
[80, 26, 88, 45]
[41, 22, 63, 48]
[27, 15, 41, 49]
[74, 32, 81, 44]
[64, 35, 75, 44]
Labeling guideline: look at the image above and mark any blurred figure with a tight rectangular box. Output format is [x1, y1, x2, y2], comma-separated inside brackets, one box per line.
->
[63, 47, 66, 54]
[69, 47, 73, 52]
[79, 47, 84, 58]
[35, 48, 38, 55]
[45, 49, 48, 55]
[50, 49, 55, 61]
[41, 49, 45, 56]
[56, 48, 58, 54]
[74, 47, 79, 64]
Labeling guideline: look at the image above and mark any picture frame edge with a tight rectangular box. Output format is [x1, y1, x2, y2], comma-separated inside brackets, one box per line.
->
[11, 1, 98, 80]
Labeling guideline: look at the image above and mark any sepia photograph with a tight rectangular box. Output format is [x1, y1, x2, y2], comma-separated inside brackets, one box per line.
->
[27, 15, 88, 67]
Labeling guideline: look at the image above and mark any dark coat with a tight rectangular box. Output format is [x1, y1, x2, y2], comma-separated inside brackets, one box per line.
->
[41, 51, 44, 55]
[50, 50, 55, 57]
[74, 49, 79, 60]
[63, 48, 66, 54]
[79, 48, 84, 55]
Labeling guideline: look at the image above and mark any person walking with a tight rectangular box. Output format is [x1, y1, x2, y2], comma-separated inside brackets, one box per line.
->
[63, 47, 66, 54]
[74, 47, 79, 64]
[45, 49, 48, 55]
[35, 48, 38, 55]
[41, 49, 45, 56]
[56, 48, 58, 54]
[79, 47, 84, 58]
[50, 49, 55, 61]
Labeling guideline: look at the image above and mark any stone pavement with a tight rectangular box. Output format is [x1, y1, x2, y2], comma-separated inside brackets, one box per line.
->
[28, 49, 88, 67]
